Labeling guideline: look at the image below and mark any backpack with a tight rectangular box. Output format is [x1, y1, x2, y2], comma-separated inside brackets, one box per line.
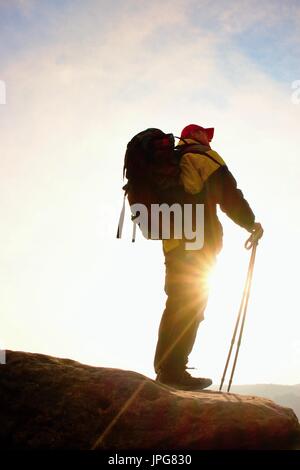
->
[117, 128, 186, 240]
[116, 128, 220, 241]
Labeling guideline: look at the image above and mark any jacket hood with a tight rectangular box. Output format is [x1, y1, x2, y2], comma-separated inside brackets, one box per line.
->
[177, 138, 211, 152]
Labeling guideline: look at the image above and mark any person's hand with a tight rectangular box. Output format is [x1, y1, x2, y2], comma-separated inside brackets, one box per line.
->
[251, 222, 264, 239]
[245, 222, 264, 249]
[251, 222, 264, 240]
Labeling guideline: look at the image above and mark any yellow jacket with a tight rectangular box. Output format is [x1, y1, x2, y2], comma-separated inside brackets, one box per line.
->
[178, 139, 226, 194]
[163, 139, 255, 253]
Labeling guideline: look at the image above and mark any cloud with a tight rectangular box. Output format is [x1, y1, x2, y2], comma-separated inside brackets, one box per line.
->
[191, 0, 300, 34]
[0, 0, 37, 15]
[1, 0, 300, 381]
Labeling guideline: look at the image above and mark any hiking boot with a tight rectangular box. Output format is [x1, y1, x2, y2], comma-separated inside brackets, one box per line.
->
[156, 369, 212, 391]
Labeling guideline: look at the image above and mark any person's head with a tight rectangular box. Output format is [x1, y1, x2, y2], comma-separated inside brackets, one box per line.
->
[181, 124, 214, 146]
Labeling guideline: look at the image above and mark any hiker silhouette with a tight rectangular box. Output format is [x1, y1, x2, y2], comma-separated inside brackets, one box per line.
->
[154, 124, 263, 390]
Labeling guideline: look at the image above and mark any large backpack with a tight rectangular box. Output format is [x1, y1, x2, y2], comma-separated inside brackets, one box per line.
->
[117, 128, 187, 240]
[116, 128, 220, 241]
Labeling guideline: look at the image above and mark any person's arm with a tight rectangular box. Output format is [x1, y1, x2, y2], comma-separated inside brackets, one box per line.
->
[214, 166, 255, 231]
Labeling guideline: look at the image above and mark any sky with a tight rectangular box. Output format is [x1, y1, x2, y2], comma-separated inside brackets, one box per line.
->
[0, 0, 300, 385]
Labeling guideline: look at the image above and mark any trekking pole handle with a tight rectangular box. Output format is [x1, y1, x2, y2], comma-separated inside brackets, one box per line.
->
[245, 236, 257, 250]
[245, 222, 264, 250]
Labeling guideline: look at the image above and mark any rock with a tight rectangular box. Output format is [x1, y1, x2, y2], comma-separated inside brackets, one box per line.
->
[0, 350, 299, 450]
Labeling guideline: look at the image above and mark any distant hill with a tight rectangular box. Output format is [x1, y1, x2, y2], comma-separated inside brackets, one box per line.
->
[227, 384, 300, 421]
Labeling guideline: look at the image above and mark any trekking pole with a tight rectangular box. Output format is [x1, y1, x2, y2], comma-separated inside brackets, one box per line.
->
[226, 242, 257, 392]
[219, 234, 259, 392]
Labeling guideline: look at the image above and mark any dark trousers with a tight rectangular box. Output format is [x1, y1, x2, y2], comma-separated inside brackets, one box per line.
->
[154, 245, 216, 374]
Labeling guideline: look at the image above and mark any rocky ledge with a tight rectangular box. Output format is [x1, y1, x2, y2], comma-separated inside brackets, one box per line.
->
[0, 351, 299, 450]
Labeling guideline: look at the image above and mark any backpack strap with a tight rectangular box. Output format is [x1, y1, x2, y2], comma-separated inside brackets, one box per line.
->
[116, 192, 126, 239]
[132, 220, 137, 243]
[178, 144, 222, 167]
[202, 151, 222, 167]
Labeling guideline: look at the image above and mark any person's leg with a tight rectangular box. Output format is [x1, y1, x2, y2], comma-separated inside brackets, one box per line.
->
[154, 247, 216, 377]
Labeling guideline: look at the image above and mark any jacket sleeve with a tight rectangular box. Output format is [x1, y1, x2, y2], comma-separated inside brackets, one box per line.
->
[212, 166, 255, 231]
